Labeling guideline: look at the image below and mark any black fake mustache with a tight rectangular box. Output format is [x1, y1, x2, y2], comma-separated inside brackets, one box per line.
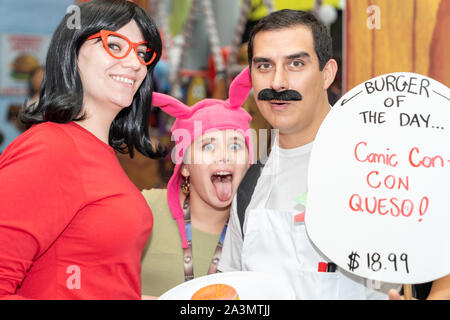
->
[257, 88, 303, 101]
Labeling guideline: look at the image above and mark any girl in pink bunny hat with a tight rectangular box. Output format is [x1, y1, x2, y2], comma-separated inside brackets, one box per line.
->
[141, 67, 254, 298]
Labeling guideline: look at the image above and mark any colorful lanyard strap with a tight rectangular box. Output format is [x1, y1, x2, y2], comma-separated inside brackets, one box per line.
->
[182, 195, 228, 282]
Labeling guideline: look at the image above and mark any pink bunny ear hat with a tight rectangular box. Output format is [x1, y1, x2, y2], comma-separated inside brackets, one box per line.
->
[152, 66, 254, 248]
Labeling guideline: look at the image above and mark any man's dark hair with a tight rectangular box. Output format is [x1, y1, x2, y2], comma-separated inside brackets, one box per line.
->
[20, 0, 165, 159]
[247, 9, 332, 71]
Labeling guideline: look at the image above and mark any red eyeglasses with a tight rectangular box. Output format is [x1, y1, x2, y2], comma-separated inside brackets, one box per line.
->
[87, 30, 157, 66]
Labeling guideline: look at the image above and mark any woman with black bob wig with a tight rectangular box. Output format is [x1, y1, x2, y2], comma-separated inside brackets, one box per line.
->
[0, 0, 164, 299]
[21, 0, 164, 158]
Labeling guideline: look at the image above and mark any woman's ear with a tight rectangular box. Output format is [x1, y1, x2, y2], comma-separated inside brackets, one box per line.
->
[180, 165, 190, 178]
[322, 58, 338, 91]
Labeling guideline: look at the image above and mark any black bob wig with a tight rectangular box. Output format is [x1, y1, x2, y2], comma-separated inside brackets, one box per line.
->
[21, 0, 166, 159]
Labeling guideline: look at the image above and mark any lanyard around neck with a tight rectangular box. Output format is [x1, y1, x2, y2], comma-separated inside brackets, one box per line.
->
[182, 195, 228, 282]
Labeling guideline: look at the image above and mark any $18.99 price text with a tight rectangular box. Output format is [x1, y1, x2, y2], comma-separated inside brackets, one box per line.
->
[347, 251, 410, 274]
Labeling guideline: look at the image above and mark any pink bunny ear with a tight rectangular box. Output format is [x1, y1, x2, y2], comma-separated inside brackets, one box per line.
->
[228, 66, 252, 109]
[152, 92, 192, 119]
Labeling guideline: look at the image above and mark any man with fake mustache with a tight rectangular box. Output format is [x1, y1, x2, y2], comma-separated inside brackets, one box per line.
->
[219, 9, 399, 299]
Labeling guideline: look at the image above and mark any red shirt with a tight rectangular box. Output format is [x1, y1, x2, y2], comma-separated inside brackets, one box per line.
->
[0, 122, 153, 299]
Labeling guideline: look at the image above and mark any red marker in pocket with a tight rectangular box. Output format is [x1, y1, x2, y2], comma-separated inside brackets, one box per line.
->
[318, 262, 328, 272]
[294, 211, 305, 222]
[318, 262, 337, 272]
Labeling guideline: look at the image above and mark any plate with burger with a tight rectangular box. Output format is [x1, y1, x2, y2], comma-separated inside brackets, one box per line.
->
[158, 271, 295, 300]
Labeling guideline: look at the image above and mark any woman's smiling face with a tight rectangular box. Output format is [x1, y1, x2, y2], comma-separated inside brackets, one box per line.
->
[77, 19, 148, 113]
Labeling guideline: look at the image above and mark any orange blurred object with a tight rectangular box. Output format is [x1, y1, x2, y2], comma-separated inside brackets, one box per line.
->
[191, 283, 239, 300]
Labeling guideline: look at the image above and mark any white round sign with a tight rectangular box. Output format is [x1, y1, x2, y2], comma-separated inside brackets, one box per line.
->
[306, 72, 450, 284]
